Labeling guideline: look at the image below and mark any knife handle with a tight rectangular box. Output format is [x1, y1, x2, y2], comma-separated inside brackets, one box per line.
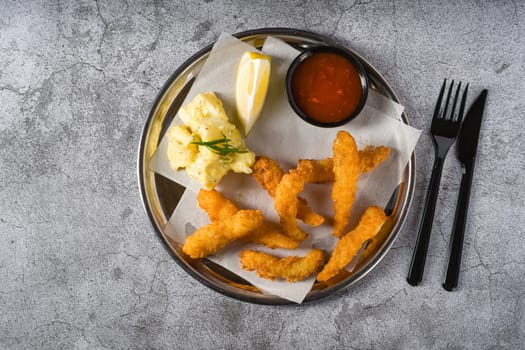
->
[443, 158, 475, 291]
[407, 156, 445, 286]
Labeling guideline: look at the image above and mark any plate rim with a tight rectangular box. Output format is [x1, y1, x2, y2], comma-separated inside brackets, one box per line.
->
[137, 27, 416, 305]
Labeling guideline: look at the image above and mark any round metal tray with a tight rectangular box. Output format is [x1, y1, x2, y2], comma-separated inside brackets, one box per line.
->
[138, 28, 416, 304]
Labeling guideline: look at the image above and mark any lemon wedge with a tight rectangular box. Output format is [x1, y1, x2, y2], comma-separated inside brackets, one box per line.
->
[235, 51, 271, 135]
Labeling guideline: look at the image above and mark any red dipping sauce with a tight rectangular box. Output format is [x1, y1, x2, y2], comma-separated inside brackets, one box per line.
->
[290, 52, 363, 124]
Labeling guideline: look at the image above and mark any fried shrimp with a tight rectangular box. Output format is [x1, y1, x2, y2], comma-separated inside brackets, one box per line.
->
[297, 146, 390, 184]
[273, 170, 309, 241]
[197, 189, 299, 249]
[244, 222, 300, 249]
[317, 206, 387, 282]
[359, 216, 394, 264]
[297, 198, 325, 227]
[296, 158, 334, 183]
[252, 156, 284, 197]
[332, 131, 360, 237]
[183, 209, 264, 259]
[197, 188, 237, 220]
[240, 249, 325, 282]
[358, 145, 391, 174]
[253, 156, 324, 227]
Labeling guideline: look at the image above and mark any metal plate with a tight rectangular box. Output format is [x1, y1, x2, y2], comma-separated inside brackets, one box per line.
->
[137, 28, 416, 304]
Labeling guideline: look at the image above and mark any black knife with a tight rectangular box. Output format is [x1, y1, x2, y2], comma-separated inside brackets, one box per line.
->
[443, 89, 488, 291]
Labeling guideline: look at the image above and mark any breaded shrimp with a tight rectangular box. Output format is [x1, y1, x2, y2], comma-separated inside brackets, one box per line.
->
[253, 156, 324, 227]
[197, 189, 299, 249]
[332, 131, 360, 237]
[317, 206, 387, 282]
[183, 209, 264, 259]
[297, 145, 390, 183]
[240, 249, 325, 282]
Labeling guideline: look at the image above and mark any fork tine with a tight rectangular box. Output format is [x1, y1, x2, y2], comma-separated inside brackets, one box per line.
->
[433, 79, 447, 120]
[442, 80, 454, 120]
[449, 82, 462, 122]
[457, 83, 469, 123]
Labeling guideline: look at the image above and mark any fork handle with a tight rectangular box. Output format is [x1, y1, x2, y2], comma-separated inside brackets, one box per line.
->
[407, 156, 445, 286]
[443, 158, 475, 291]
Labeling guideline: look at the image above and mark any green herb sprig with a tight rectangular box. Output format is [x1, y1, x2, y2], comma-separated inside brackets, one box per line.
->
[191, 134, 247, 156]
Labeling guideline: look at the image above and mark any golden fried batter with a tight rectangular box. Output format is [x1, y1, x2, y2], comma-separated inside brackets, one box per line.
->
[332, 131, 360, 237]
[197, 189, 299, 249]
[297, 198, 325, 227]
[183, 209, 264, 259]
[253, 156, 324, 227]
[240, 249, 325, 282]
[197, 188, 237, 220]
[297, 158, 334, 183]
[359, 216, 394, 264]
[273, 170, 309, 241]
[297, 145, 390, 184]
[252, 156, 284, 197]
[359, 145, 391, 174]
[244, 222, 300, 249]
[317, 206, 387, 282]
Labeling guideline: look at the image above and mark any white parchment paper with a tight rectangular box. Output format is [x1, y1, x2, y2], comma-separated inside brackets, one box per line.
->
[150, 33, 421, 303]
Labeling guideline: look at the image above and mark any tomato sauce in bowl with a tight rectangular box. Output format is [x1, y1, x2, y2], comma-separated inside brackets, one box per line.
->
[286, 46, 368, 127]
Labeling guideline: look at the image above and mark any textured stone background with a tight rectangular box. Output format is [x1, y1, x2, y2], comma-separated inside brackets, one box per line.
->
[1, 0, 524, 349]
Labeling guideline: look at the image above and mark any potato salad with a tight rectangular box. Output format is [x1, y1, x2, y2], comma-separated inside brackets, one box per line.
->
[166, 92, 255, 190]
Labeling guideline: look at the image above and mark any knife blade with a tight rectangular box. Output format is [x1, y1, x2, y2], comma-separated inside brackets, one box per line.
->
[443, 89, 487, 291]
[456, 90, 488, 162]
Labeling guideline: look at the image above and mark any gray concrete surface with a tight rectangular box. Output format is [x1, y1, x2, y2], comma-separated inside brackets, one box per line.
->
[1, 0, 524, 349]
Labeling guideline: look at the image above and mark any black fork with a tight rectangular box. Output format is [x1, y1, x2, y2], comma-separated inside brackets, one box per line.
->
[407, 79, 469, 286]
